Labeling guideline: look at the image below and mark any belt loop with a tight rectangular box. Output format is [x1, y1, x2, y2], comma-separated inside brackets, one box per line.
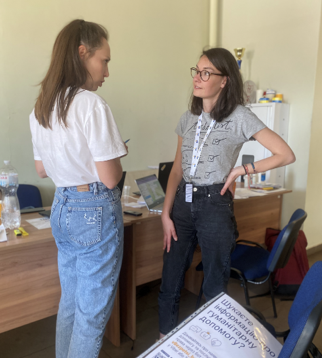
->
[93, 182, 98, 195]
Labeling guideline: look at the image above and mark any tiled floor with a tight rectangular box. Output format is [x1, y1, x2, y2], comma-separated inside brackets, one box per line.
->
[1, 252, 321, 358]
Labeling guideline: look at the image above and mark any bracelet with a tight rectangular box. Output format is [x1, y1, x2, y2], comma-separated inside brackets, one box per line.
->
[242, 164, 247, 175]
[250, 162, 257, 174]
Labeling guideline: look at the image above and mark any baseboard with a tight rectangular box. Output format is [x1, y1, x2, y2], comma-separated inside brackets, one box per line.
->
[307, 243, 322, 256]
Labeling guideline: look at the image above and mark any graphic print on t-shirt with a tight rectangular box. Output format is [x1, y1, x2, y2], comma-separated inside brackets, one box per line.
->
[182, 118, 233, 182]
[175, 106, 267, 185]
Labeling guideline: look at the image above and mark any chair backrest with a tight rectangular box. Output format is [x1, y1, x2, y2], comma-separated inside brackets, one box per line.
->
[17, 184, 43, 209]
[267, 209, 307, 272]
[278, 261, 322, 358]
[117, 171, 127, 195]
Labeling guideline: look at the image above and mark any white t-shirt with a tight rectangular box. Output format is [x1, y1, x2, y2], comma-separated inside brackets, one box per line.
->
[29, 89, 127, 188]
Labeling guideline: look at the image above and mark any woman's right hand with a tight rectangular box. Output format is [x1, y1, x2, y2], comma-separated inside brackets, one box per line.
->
[161, 213, 178, 253]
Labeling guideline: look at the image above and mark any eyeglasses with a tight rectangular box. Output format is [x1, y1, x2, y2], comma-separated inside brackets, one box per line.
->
[190, 67, 225, 82]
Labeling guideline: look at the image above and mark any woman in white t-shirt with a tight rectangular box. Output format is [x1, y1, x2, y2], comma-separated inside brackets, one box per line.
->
[29, 20, 127, 358]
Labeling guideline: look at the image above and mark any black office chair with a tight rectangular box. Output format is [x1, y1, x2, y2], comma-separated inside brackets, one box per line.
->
[195, 209, 307, 316]
[229, 208, 307, 318]
[246, 261, 322, 358]
[17, 184, 43, 209]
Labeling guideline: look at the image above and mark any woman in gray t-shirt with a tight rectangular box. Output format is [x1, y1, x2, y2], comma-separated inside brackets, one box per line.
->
[158, 48, 295, 337]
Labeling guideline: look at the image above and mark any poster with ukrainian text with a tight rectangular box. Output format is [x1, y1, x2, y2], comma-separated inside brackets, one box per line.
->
[137, 293, 282, 358]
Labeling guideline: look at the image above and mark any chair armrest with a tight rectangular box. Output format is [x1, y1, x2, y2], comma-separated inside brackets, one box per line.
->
[236, 239, 267, 250]
[309, 342, 322, 357]
[243, 305, 266, 321]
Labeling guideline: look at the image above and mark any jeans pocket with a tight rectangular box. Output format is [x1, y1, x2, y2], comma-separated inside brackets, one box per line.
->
[66, 207, 102, 246]
[111, 186, 121, 202]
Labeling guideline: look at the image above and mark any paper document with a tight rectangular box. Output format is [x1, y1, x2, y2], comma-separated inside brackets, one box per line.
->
[26, 217, 51, 229]
[0, 224, 8, 242]
[234, 188, 266, 199]
[250, 188, 286, 194]
[137, 195, 146, 205]
[124, 202, 146, 208]
[138, 293, 282, 358]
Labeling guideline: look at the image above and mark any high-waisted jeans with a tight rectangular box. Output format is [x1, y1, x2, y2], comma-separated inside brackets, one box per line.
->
[51, 182, 123, 358]
[158, 180, 238, 335]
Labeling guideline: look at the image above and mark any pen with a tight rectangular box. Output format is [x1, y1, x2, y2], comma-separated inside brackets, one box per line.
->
[124, 139, 130, 144]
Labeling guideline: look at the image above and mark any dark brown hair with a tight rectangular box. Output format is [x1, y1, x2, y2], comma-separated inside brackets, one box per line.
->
[189, 47, 244, 122]
[35, 19, 108, 128]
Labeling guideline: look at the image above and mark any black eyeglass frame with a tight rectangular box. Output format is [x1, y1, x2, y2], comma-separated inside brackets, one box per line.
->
[190, 67, 226, 82]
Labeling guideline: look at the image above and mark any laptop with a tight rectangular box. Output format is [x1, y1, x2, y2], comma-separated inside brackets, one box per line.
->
[135, 174, 165, 213]
[158, 161, 173, 194]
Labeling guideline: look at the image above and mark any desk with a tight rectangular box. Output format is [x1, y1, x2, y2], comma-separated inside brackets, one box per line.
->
[119, 188, 291, 341]
[0, 189, 291, 346]
[0, 211, 131, 347]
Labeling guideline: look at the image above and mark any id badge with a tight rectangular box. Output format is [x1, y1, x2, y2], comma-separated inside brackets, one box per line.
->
[185, 183, 193, 203]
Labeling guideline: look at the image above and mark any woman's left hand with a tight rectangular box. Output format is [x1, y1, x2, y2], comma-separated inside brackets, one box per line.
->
[221, 166, 243, 196]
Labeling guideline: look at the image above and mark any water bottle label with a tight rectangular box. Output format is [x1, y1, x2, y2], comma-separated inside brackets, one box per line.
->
[8, 174, 18, 186]
[0, 175, 9, 187]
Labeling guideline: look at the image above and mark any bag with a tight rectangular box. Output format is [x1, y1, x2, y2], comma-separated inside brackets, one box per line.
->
[265, 228, 309, 296]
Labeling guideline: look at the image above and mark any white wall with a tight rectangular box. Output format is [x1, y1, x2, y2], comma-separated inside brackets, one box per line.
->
[219, 0, 321, 234]
[304, 5, 322, 249]
[0, 0, 210, 205]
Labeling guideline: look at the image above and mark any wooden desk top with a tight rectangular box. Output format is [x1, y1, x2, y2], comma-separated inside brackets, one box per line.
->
[122, 187, 292, 223]
[0, 206, 134, 252]
[0, 188, 291, 251]
[233, 188, 292, 202]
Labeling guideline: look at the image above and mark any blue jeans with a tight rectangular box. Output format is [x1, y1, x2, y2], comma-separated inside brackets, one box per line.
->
[51, 182, 123, 358]
[158, 180, 238, 335]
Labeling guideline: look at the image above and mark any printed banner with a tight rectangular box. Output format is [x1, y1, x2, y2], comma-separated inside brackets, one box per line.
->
[138, 293, 282, 358]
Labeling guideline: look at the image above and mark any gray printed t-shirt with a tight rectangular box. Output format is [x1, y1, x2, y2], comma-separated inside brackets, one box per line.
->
[175, 105, 266, 185]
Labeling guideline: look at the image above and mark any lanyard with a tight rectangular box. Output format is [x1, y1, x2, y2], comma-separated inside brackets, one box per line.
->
[189, 113, 216, 178]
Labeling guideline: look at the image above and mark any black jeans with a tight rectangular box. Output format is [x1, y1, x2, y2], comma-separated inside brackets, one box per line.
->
[158, 179, 239, 335]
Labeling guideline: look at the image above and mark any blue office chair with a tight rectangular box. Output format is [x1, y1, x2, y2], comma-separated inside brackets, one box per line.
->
[17, 184, 43, 209]
[230, 208, 307, 318]
[246, 261, 322, 358]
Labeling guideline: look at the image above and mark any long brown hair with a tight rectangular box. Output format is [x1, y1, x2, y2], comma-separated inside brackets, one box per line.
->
[189, 48, 244, 122]
[35, 19, 108, 128]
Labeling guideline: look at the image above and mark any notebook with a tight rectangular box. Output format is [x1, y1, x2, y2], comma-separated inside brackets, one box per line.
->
[135, 174, 165, 213]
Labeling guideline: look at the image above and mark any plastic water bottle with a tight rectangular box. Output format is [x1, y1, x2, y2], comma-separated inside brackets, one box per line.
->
[0, 160, 21, 230]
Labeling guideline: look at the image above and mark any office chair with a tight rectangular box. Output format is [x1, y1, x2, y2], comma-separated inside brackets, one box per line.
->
[195, 209, 307, 317]
[17, 184, 43, 209]
[230, 208, 307, 318]
[246, 261, 322, 358]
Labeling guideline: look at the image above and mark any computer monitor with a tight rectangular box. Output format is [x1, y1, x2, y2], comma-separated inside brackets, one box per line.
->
[117, 171, 126, 194]
[158, 162, 173, 193]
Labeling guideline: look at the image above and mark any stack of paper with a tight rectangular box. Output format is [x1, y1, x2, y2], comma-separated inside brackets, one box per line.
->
[234, 188, 266, 199]
[124, 195, 146, 208]
[26, 217, 51, 229]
